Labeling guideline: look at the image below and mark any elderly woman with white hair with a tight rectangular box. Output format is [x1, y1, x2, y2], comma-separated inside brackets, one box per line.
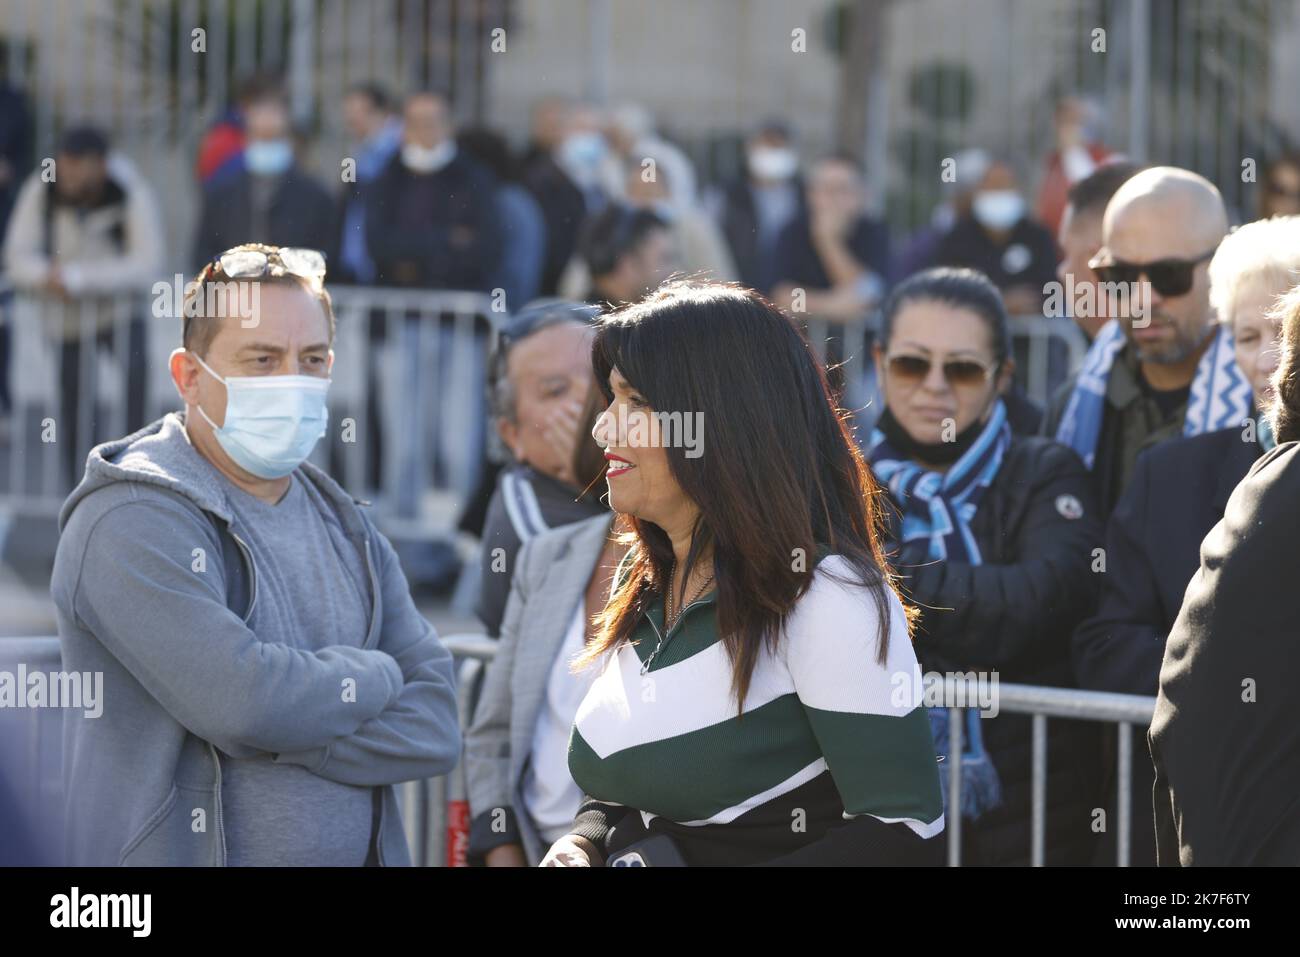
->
[1072, 214, 1298, 865]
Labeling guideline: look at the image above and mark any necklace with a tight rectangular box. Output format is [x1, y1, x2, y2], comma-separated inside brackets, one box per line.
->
[642, 561, 717, 670]
[663, 560, 714, 632]
[641, 561, 714, 675]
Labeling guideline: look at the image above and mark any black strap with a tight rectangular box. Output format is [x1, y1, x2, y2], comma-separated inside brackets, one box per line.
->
[203, 509, 252, 619]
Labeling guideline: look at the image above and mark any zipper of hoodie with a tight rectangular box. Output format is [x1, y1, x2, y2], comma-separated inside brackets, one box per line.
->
[211, 526, 255, 867]
[208, 741, 227, 865]
[363, 534, 386, 865]
[362, 536, 381, 649]
[228, 530, 258, 624]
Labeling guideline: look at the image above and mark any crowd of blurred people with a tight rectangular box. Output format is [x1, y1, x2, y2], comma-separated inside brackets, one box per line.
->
[4, 68, 1300, 866]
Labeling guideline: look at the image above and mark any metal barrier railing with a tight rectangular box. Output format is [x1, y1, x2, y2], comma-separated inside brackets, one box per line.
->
[930, 675, 1155, 867]
[1, 634, 1157, 866]
[1009, 315, 1090, 413]
[439, 638, 1157, 868]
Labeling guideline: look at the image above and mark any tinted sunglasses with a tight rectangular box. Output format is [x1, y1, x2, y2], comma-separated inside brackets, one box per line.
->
[886, 353, 996, 388]
[1089, 247, 1216, 298]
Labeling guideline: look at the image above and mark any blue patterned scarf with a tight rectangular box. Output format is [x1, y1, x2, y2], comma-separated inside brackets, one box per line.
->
[1056, 320, 1253, 469]
[869, 399, 1010, 820]
[869, 398, 1012, 564]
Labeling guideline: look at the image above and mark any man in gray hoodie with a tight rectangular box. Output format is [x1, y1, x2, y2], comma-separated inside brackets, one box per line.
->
[51, 243, 460, 865]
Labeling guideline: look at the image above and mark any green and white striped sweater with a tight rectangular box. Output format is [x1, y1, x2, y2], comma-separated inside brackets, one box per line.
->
[566, 554, 945, 865]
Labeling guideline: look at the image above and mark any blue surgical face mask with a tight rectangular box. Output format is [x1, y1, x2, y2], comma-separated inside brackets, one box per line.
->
[245, 139, 294, 176]
[189, 351, 330, 479]
[559, 131, 607, 171]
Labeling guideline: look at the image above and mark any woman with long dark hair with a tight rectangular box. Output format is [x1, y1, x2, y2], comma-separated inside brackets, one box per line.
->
[538, 280, 944, 866]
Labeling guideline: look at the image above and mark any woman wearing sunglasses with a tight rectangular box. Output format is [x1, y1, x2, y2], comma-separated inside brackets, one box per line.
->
[540, 280, 944, 866]
[868, 267, 1103, 866]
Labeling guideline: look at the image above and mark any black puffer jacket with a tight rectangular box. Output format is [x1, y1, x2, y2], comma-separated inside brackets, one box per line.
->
[881, 436, 1105, 866]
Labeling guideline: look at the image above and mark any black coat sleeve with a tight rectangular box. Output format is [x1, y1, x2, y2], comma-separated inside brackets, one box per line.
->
[364, 165, 457, 283]
[900, 442, 1101, 673]
[1071, 452, 1167, 695]
[565, 795, 631, 862]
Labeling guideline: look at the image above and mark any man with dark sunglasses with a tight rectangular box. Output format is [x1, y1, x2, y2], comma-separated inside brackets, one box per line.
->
[1046, 166, 1242, 518]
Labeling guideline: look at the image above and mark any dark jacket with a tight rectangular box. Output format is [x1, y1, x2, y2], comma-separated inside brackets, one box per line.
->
[772, 212, 891, 291]
[1044, 345, 1190, 518]
[475, 464, 609, 638]
[886, 436, 1105, 865]
[1072, 426, 1260, 866]
[1074, 427, 1261, 697]
[1003, 382, 1044, 437]
[365, 150, 500, 291]
[718, 176, 806, 294]
[192, 166, 338, 270]
[932, 214, 1058, 303]
[523, 155, 590, 296]
[1150, 441, 1300, 865]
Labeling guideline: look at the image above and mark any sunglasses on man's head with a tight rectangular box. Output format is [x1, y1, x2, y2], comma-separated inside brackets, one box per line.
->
[186, 245, 328, 342]
[1088, 247, 1216, 298]
[208, 246, 327, 285]
[885, 353, 996, 388]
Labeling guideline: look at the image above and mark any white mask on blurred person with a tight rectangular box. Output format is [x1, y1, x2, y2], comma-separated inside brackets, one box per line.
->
[972, 190, 1025, 231]
[747, 146, 798, 182]
[245, 139, 293, 176]
[558, 132, 607, 173]
[402, 140, 456, 174]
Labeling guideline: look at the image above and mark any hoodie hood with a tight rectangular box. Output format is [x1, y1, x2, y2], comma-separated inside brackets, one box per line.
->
[59, 412, 368, 540]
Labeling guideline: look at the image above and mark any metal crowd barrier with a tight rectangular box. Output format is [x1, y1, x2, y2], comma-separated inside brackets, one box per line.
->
[400, 632, 497, 867]
[1, 634, 1156, 867]
[933, 675, 1156, 867]
[1009, 315, 1090, 412]
[0, 635, 64, 853]
[434, 639, 1158, 868]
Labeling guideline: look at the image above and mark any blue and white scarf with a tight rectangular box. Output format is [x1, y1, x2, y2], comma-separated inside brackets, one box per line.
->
[869, 399, 1012, 820]
[869, 398, 1012, 565]
[1055, 320, 1253, 469]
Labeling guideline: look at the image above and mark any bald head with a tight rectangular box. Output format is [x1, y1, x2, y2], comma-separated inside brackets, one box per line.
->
[1103, 166, 1228, 259]
[1099, 166, 1227, 368]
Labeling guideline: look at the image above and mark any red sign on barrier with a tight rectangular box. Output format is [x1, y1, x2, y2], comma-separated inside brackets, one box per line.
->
[446, 800, 471, 867]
